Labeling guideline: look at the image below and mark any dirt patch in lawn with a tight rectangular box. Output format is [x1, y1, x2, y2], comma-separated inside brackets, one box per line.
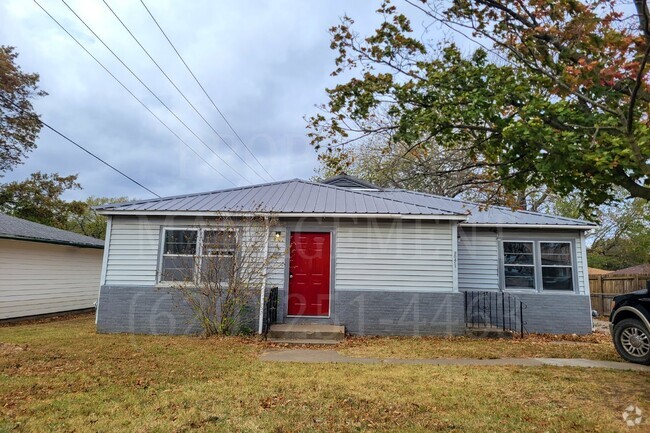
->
[0, 343, 26, 354]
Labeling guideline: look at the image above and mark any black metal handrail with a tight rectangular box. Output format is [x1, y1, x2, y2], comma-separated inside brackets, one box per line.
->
[464, 290, 527, 337]
[262, 287, 278, 339]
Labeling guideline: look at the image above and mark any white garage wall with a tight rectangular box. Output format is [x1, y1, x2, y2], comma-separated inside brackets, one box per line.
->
[0, 239, 103, 319]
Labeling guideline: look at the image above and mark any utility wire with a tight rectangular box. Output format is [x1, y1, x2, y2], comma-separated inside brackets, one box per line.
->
[56, 0, 251, 184]
[0, 93, 160, 198]
[404, 0, 513, 66]
[140, 0, 275, 181]
[102, 0, 270, 183]
[32, 0, 237, 187]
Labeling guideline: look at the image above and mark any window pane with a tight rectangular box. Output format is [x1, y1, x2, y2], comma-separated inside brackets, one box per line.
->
[200, 256, 233, 282]
[540, 242, 570, 255]
[541, 242, 572, 266]
[161, 256, 194, 281]
[542, 267, 573, 291]
[541, 253, 572, 266]
[164, 230, 197, 255]
[503, 242, 533, 254]
[504, 253, 534, 265]
[504, 266, 535, 289]
[203, 230, 236, 255]
[503, 242, 534, 265]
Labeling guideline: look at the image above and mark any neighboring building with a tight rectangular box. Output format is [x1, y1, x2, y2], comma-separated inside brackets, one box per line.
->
[610, 264, 650, 275]
[95, 175, 596, 336]
[588, 267, 612, 275]
[0, 213, 104, 320]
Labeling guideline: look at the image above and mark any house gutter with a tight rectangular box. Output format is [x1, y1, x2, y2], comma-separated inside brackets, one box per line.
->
[459, 223, 597, 230]
[94, 210, 467, 221]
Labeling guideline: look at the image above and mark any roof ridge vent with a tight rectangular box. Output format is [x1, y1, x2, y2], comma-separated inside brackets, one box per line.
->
[320, 174, 381, 190]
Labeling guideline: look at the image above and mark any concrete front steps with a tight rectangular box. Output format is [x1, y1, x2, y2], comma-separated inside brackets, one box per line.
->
[267, 324, 345, 345]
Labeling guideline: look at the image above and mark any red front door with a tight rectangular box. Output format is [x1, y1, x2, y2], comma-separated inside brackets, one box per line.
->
[287, 232, 331, 316]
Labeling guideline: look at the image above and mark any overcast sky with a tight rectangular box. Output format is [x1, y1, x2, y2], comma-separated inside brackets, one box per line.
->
[0, 0, 402, 201]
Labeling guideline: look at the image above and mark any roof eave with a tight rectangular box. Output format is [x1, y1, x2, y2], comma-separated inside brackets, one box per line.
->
[0, 234, 104, 249]
[459, 223, 597, 230]
[95, 210, 467, 220]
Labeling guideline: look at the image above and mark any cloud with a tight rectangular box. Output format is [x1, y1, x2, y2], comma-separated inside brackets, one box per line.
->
[0, 0, 387, 200]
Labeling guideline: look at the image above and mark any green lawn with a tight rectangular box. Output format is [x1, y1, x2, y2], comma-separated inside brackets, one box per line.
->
[1, 314, 648, 432]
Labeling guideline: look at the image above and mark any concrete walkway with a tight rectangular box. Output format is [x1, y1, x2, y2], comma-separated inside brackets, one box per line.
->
[259, 349, 650, 372]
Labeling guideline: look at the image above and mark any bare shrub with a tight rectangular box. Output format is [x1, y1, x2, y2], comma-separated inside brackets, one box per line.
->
[160, 216, 283, 336]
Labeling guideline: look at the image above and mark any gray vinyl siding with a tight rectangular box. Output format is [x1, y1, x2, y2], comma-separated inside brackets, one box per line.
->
[458, 228, 499, 291]
[266, 228, 286, 289]
[105, 216, 283, 287]
[104, 216, 160, 286]
[457, 227, 589, 295]
[335, 220, 453, 292]
[104, 217, 454, 293]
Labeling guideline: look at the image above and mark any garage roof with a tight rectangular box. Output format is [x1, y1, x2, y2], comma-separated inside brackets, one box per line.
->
[0, 213, 104, 248]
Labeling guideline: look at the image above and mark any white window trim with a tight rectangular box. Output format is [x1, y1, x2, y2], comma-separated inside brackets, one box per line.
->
[539, 241, 575, 293]
[159, 227, 200, 284]
[157, 227, 237, 285]
[499, 239, 577, 294]
[502, 240, 536, 291]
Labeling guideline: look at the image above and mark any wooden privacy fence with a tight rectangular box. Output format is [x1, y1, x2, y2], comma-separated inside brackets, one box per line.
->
[589, 273, 650, 316]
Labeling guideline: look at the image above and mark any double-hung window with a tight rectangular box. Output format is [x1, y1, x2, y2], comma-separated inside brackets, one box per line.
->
[503, 241, 536, 290]
[160, 228, 237, 283]
[539, 242, 573, 291]
[501, 240, 575, 292]
[161, 229, 198, 282]
[200, 230, 236, 283]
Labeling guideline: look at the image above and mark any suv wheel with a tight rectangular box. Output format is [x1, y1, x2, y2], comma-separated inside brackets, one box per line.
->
[613, 318, 650, 365]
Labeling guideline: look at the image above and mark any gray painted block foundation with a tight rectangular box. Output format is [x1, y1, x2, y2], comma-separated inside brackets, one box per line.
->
[97, 286, 592, 336]
[97, 285, 201, 335]
[462, 291, 592, 335]
[278, 289, 466, 336]
[336, 290, 465, 336]
[96, 285, 257, 335]
[515, 293, 592, 335]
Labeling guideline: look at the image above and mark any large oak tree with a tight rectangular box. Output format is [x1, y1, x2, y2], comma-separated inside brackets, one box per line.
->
[308, 0, 650, 210]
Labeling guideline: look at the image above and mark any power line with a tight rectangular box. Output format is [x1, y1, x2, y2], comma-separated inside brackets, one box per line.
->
[102, 0, 271, 183]
[56, 0, 252, 184]
[32, 0, 237, 187]
[403, 0, 513, 66]
[0, 94, 160, 198]
[140, 0, 276, 181]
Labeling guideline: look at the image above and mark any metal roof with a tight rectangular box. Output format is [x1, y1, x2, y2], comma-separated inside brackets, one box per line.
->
[95, 176, 596, 228]
[0, 213, 104, 248]
[321, 174, 382, 190]
[366, 189, 596, 228]
[96, 179, 463, 217]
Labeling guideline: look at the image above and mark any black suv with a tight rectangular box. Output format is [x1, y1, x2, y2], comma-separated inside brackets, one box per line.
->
[610, 282, 650, 365]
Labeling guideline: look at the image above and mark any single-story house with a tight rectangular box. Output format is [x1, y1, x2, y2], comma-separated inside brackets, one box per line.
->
[95, 175, 596, 336]
[0, 213, 104, 320]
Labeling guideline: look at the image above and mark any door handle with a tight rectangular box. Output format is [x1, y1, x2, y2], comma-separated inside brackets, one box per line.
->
[289, 273, 293, 279]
